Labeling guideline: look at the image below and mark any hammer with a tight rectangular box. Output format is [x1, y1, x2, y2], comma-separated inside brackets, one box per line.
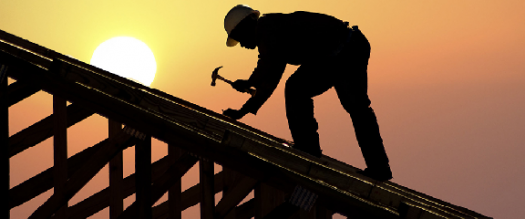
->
[211, 66, 256, 96]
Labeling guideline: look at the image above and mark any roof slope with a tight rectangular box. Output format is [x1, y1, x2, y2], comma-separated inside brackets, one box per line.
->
[0, 29, 491, 219]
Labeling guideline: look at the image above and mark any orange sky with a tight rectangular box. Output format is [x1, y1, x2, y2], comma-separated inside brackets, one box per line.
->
[2, 1, 525, 218]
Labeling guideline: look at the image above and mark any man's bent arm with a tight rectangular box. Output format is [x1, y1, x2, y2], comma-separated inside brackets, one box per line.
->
[240, 57, 286, 114]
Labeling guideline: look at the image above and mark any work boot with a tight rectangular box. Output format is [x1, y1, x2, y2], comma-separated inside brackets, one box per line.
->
[357, 165, 393, 181]
[292, 144, 322, 158]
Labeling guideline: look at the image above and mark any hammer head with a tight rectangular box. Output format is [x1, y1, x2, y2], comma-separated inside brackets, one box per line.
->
[211, 66, 223, 86]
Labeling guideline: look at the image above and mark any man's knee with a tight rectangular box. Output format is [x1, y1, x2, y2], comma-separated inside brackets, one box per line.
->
[341, 98, 371, 114]
[350, 104, 374, 115]
[284, 77, 303, 101]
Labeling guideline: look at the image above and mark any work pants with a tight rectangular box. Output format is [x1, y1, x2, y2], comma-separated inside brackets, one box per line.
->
[285, 29, 389, 167]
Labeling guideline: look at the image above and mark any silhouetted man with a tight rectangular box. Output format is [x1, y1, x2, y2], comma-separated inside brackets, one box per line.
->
[221, 5, 392, 181]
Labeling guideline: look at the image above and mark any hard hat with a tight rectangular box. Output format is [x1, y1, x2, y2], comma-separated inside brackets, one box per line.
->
[224, 4, 260, 47]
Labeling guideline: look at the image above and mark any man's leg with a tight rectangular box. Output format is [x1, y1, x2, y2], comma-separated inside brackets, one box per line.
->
[285, 64, 332, 157]
[335, 77, 391, 180]
[334, 29, 392, 180]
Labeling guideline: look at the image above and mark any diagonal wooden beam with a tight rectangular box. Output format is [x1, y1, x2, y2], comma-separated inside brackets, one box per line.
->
[65, 169, 224, 219]
[214, 176, 258, 219]
[236, 199, 255, 219]
[117, 153, 198, 219]
[28, 130, 136, 219]
[151, 171, 224, 219]
[223, 168, 243, 219]
[9, 102, 94, 157]
[7, 79, 41, 106]
[57, 152, 184, 219]
[9, 137, 104, 209]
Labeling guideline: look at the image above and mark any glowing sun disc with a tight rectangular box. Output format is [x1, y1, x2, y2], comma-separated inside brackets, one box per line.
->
[90, 36, 156, 86]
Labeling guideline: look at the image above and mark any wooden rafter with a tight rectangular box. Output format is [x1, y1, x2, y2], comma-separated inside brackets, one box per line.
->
[51, 155, 220, 219]
[235, 199, 256, 219]
[28, 130, 136, 219]
[152, 171, 224, 219]
[7, 78, 41, 107]
[9, 102, 94, 158]
[214, 176, 258, 219]
[10, 136, 104, 209]
[117, 153, 198, 219]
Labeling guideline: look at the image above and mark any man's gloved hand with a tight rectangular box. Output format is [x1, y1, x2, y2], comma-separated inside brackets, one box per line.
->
[231, 79, 251, 93]
[223, 108, 248, 120]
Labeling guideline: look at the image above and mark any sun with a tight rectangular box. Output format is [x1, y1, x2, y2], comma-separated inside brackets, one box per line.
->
[90, 36, 157, 86]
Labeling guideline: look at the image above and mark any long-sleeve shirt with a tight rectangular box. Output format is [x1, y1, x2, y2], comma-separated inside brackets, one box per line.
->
[241, 11, 351, 114]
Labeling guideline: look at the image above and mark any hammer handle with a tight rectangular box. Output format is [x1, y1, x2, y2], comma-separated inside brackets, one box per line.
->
[216, 76, 233, 85]
[217, 77, 256, 96]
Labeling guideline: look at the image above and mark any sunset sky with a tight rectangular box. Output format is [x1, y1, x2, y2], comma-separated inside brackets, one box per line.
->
[2, 1, 525, 218]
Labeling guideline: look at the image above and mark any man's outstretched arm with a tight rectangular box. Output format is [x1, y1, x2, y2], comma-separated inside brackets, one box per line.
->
[223, 58, 286, 120]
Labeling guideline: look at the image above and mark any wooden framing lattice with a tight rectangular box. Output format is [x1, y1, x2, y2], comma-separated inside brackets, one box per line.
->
[1, 29, 492, 219]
